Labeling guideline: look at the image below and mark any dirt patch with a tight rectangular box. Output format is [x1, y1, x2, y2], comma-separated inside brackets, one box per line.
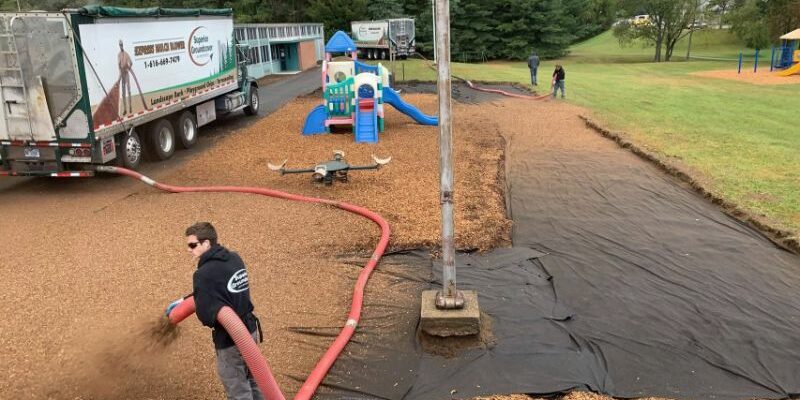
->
[692, 69, 800, 85]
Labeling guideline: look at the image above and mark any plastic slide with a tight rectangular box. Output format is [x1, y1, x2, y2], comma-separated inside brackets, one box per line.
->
[302, 104, 328, 135]
[354, 102, 378, 143]
[382, 87, 438, 126]
[777, 63, 800, 76]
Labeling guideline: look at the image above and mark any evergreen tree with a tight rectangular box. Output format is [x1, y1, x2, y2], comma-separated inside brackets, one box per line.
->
[450, 0, 496, 61]
[367, 0, 404, 20]
[305, 0, 368, 40]
[403, 0, 434, 56]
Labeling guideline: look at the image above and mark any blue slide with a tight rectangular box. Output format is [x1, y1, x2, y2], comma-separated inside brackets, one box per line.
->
[302, 104, 328, 135]
[354, 104, 378, 143]
[382, 87, 438, 126]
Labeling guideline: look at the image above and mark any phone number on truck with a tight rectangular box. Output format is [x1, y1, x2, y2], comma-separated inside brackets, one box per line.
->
[142, 55, 181, 69]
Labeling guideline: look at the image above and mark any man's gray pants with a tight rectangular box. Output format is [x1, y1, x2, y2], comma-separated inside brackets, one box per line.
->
[552, 80, 566, 98]
[530, 67, 538, 85]
[216, 330, 264, 400]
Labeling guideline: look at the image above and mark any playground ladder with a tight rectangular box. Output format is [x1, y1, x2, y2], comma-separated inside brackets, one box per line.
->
[0, 16, 34, 141]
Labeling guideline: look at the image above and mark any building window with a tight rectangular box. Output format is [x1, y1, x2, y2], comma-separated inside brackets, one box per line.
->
[261, 45, 269, 61]
[234, 28, 245, 42]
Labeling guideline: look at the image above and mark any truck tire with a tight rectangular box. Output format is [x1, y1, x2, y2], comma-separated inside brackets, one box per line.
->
[174, 111, 198, 149]
[244, 86, 259, 116]
[115, 129, 142, 170]
[147, 119, 176, 160]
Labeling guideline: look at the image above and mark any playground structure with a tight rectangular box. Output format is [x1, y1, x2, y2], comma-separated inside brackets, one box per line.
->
[774, 29, 800, 76]
[302, 31, 437, 143]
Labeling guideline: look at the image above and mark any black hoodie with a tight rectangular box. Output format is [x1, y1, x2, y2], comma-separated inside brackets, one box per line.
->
[193, 244, 257, 349]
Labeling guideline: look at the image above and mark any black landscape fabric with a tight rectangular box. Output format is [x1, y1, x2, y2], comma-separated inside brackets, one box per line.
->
[314, 139, 800, 399]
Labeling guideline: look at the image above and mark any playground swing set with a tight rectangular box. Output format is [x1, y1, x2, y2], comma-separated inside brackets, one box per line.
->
[738, 28, 800, 76]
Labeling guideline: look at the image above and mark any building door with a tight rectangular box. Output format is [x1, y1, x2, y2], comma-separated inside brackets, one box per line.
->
[278, 45, 287, 71]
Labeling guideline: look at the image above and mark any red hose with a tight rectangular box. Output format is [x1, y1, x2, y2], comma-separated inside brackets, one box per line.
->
[217, 306, 285, 400]
[464, 79, 551, 100]
[416, 53, 551, 101]
[100, 166, 391, 400]
[168, 296, 196, 325]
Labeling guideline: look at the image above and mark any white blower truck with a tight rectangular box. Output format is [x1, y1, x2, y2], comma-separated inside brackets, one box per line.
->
[351, 18, 415, 60]
[0, 6, 260, 177]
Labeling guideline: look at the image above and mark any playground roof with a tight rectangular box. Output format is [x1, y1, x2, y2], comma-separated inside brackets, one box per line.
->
[780, 29, 800, 40]
[325, 31, 357, 53]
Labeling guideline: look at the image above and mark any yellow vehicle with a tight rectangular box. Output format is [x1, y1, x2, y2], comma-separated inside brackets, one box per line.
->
[632, 15, 651, 26]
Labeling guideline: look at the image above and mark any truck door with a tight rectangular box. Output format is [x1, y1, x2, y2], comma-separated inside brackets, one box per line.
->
[0, 15, 79, 142]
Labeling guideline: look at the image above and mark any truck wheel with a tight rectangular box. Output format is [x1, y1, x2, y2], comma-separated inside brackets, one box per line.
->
[244, 86, 259, 116]
[147, 119, 176, 160]
[174, 111, 198, 149]
[115, 130, 142, 170]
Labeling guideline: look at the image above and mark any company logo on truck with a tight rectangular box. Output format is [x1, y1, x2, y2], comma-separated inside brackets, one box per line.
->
[188, 26, 214, 66]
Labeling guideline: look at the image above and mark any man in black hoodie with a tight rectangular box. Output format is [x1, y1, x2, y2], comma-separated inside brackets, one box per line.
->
[185, 222, 263, 400]
[552, 64, 566, 99]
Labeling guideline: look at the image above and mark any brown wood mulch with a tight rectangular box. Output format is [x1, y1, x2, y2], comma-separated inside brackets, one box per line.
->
[692, 69, 800, 85]
[0, 93, 510, 399]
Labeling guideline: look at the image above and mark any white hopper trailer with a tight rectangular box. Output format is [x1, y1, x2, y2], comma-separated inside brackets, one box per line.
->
[351, 19, 415, 60]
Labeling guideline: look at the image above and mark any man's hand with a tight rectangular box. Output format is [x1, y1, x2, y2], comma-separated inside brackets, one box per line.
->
[165, 298, 184, 316]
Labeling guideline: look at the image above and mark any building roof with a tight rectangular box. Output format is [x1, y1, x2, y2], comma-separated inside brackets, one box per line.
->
[78, 6, 232, 18]
[780, 29, 800, 40]
[325, 31, 356, 53]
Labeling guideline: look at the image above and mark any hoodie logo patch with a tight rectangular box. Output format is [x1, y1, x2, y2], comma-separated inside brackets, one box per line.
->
[227, 269, 249, 293]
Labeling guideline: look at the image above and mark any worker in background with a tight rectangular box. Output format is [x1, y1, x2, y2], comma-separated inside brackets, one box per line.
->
[552, 64, 566, 99]
[527, 50, 540, 86]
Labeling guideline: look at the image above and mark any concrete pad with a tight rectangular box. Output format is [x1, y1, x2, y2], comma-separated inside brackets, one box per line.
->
[420, 290, 480, 337]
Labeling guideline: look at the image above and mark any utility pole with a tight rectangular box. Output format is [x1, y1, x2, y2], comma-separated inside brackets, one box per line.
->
[420, 0, 480, 339]
[686, 0, 699, 60]
[431, 0, 437, 63]
[433, 0, 461, 310]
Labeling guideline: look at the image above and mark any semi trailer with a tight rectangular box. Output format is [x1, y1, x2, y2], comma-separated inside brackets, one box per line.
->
[0, 6, 260, 176]
[351, 19, 415, 60]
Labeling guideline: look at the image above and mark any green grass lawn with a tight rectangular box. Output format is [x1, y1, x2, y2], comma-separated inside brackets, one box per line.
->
[384, 28, 800, 236]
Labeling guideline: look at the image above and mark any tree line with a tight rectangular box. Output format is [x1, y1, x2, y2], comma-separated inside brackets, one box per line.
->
[5, 0, 616, 60]
[613, 0, 800, 62]
[3, 0, 798, 62]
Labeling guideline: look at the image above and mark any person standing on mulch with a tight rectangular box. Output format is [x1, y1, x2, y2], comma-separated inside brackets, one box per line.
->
[169, 222, 264, 400]
[552, 64, 566, 99]
[527, 51, 540, 86]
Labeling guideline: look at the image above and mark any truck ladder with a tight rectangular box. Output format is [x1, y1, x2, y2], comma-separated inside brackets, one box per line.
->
[0, 16, 34, 142]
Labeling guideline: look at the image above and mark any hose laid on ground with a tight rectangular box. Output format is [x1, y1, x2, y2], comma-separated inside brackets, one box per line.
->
[414, 52, 552, 100]
[463, 79, 552, 100]
[97, 166, 391, 400]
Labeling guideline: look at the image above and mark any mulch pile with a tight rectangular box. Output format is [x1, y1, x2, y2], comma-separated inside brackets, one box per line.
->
[0, 92, 510, 399]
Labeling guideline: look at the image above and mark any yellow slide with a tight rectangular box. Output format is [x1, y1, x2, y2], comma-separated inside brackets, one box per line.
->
[777, 63, 800, 76]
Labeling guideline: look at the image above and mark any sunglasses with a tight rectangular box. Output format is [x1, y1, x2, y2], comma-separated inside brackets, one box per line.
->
[188, 241, 203, 249]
